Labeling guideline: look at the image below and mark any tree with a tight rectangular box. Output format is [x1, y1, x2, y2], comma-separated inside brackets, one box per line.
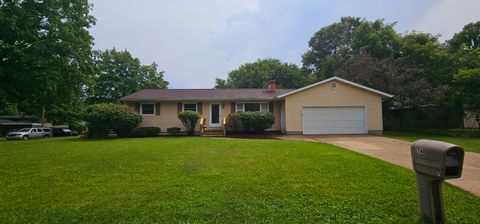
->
[399, 32, 463, 127]
[215, 58, 311, 89]
[84, 103, 142, 139]
[334, 53, 444, 127]
[454, 68, 480, 131]
[400, 32, 454, 86]
[302, 17, 400, 79]
[214, 78, 232, 88]
[0, 0, 96, 123]
[178, 111, 201, 135]
[89, 49, 168, 103]
[448, 21, 480, 50]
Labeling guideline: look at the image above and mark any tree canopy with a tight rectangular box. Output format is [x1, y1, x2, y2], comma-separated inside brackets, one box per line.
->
[301, 17, 480, 128]
[88, 49, 168, 103]
[302, 17, 400, 80]
[454, 68, 480, 131]
[448, 21, 480, 50]
[0, 0, 96, 120]
[215, 58, 311, 89]
[0, 1, 170, 125]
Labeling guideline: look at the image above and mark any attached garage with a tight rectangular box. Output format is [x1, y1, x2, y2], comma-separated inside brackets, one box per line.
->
[277, 77, 393, 135]
[302, 107, 366, 134]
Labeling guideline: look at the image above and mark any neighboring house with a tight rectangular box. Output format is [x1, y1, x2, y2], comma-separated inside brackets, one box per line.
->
[120, 77, 393, 135]
[0, 115, 41, 135]
[464, 112, 479, 129]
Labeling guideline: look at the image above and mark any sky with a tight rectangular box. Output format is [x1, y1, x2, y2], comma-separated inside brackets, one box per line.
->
[89, 0, 480, 89]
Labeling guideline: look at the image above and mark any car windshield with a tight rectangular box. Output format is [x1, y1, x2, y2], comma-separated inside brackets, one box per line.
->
[17, 128, 31, 132]
[63, 129, 71, 132]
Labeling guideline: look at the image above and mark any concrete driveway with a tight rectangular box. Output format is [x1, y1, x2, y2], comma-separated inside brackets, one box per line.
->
[274, 135, 480, 197]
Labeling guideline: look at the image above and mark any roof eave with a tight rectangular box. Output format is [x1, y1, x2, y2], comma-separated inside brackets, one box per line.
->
[120, 98, 280, 102]
[276, 76, 394, 99]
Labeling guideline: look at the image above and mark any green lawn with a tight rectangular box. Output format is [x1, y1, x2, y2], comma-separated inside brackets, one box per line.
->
[385, 130, 480, 153]
[0, 137, 479, 223]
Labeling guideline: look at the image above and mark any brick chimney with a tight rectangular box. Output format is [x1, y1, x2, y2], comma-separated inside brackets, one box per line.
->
[267, 80, 276, 93]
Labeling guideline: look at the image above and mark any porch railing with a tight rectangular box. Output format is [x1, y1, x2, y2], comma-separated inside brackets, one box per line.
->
[222, 117, 227, 137]
[199, 117, 206, 135]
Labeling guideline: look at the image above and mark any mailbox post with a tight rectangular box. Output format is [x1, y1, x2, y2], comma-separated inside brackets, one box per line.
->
[411, 139, 464, 224]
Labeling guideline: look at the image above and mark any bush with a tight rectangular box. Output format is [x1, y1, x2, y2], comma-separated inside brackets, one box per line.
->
[84, 103, 142, 139]
[167, 127, 181, 135]
[226, 113, 240, 131]
[237, 111, 275, 133]
[129, 127, 160, 137]
[178, 111, 201, 135]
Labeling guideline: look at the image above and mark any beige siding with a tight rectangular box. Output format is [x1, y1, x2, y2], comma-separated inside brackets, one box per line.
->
[127, 101, 281, 132]
[134, 102, 185, 131]
[268, 101, 281, 131]
[284, 81, 383, 133]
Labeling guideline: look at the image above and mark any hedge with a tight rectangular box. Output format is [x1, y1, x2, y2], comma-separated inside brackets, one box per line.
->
[178, 111, 201, 135]
[226, 112, 240, 131]
[129, 127, 160, 137]
[167, 127, 181, 135]
[84, 103, 142, 139]
[237, 111, 275, 133]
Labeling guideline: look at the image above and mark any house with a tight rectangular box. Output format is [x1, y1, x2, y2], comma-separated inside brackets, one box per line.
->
[120, 76, 393, 135]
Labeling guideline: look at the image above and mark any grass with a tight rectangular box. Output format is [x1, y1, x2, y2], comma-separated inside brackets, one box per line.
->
[385, 129, 480, 153]
[0, 137, 479, 223]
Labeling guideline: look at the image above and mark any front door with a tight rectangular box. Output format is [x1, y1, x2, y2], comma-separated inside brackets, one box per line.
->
[209, 103, 221, 128]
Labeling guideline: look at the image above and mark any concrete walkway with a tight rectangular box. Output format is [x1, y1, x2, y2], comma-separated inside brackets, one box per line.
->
[273, 135, 480, 197]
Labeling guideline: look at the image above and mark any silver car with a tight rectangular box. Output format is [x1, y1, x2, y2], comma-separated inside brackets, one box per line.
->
[6, 128, 51, 140]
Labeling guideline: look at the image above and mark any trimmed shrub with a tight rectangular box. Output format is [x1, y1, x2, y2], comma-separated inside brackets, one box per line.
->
[226, 112, 240, 132]
[129, 127, 160, 137]
[84, 103, 142, 139]
[237, 111, 275, 133]
[167, 127, 181, 135]
[178, 111, 201, 135]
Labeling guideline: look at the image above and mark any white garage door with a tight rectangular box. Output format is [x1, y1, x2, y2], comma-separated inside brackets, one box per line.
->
[302, 107, 366, 134]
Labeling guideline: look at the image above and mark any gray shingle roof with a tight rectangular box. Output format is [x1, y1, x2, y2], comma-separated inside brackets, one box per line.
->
[120, 89, 295, 101]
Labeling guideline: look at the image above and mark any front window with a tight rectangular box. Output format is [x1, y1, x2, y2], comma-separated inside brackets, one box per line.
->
[17, 128, 31, 132]
[236, 102, 269, 112]
[183, 103, 197, 112]
[141, 103, 155, 115]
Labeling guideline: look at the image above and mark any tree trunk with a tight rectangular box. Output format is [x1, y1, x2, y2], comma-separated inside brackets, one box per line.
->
[443, 113, 449, 130]
[476, 113, 480, 133]
[41, 105, 46, 124]
[399, 109, 406, 129]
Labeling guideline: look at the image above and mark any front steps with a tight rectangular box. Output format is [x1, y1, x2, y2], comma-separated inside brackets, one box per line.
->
[202, 129, 225, 137]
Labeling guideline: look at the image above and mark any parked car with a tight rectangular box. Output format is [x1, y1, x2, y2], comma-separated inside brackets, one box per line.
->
[52, 128, 78, 137]
[6, 128, 51, 140]
[42, 128, 52, 135]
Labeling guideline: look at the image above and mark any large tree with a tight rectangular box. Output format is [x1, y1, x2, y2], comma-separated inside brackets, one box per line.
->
[400, 32, 454, 86]
[89, 49, 168, 103]
[0, 0, 96, 122]
[302, 17, 400, 79]
[448, 21, 480, 50]
[399, 32, 463, 126]
[334, 52, 445, 127]
[215, 58, 312, 89]
[454, 68, 480, 131]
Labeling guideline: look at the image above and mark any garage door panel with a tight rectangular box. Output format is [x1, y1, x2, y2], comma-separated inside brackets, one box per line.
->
[304, 120, 364, 128]
[302, 107, 366, 134]
[304, 127, 365, 134]
[303, 117, 364, 122]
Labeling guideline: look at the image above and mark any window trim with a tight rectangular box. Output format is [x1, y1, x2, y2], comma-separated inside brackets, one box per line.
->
[182, 102, 198, 112]
[140, 103, 156, 116]
[235, 102, 269, 112]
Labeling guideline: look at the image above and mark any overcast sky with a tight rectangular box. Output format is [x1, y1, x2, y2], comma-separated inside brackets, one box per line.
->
[89, 0, 480, 88]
